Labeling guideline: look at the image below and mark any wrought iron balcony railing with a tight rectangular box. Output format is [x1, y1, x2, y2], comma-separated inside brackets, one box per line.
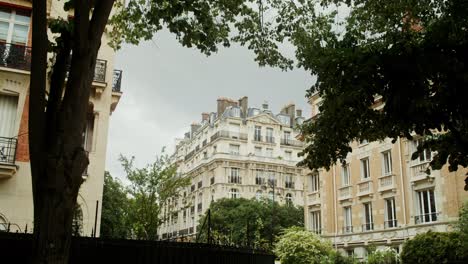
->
[415, 213, 438, 224]
[342, 226, 353, 234]
[384, 219, 398, 229]
[0, 136, 17, 165]
[362, 223, 374, 232]
[113, 69, 123, 92]
[0, 43, 32, 71]
[280, 138, 304, 147]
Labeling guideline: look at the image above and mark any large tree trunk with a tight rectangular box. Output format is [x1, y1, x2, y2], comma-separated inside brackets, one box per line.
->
[29, 0, 115, 263]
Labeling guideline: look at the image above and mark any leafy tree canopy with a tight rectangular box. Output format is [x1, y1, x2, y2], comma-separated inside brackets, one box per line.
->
[240, 0, 468, 185]
[101, 171, 130, 239]
[197, 198, 303, 250]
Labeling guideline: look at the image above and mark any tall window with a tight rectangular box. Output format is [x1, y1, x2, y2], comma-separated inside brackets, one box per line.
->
[285, 174, 294, 189]
[416, 189, 437, 224]
[0, 8, 30, 44]
[229, 144, 240, 155]
[229, 188, 240, 199]
[266, 148, 273, 157]
[414, 139, 432, 163]
[254, 146, 262, 156]
[384, 198, 397, 228]
[309, 173, 320, 192]
[382, 151, 393, 175]
[343, 206, 353, 233]
[361, 158, 370, 179]
[254, 126, 262, 141]
[341, 164, 350, 186]
[283, 131, 291, 143]
[267, 171, 276, 187]
[285, 193, 293, 205]
[310, 210, 321, 234]
[266, 128, 274, 143]
[285, 150, 292, 160]
[229, 168, 241, 184]
[0, 94, 18, 138]
[255, 169, 265, 185]
[363, 203, 374, 231]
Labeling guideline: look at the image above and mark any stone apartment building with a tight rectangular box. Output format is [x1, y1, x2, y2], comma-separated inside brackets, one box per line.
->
[304, 93, 468, 259]
[0, 0, 122, 236]
[159, 97, 307, 240]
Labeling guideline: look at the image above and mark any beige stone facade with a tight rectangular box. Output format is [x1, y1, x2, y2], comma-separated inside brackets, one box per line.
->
[159, 97, 308, 240]
[0, 0, 122, 236]
[304, 94, 468, 260]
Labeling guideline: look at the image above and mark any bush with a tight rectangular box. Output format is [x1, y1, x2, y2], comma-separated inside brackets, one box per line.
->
[320, 250, 359, 264]
[400, 231, 465, 264]
[274, 227, 333, 264]
[367, 248, 399, 264]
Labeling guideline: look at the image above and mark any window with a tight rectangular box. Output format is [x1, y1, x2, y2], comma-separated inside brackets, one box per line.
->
[285, 151, 292, 160]
[254, 126, 262, 141]
[229, 168, 241, 184]
[0, 94, 18, 138]
[229, 188, 240, 199]
[254, 146, 262, 156]
[255, 169, 265, 185]
[0, 8, 30, 45]
[198, 181, 202, 189]
[361, 158, 370, 179]
[266, 128, 274, 143]
[213, 145, 217, 153]
[285, 193, 293, 205]
[416, 189, 437, 224]
[414, 139, 432, 163]
[229, 144, 240, 155]
[343, 206, 353, 233]
[285, 174, 294, 189]
[255, 190, 263, 200]
[310, 210, 321, 234]
[341, 164, 350, 186]
[183, 210, 187, 223]
[363, 203, 374, 231]
[191, 184, 195, 192]
[283, 131, 291, 142]
[210, 177, 215, 185]
[309, 173, 319, 192]
[83, 113, 94, 152]
[384, 198, 397, 228]
[382, 151, 392, 175]
[266, 148, 273, 157]
[267, 171, 276, 187]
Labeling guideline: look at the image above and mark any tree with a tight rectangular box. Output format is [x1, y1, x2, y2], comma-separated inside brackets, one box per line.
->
[100, 171, 130, 239]
[274, 227, 333, 264]
[71, 203, 83, 237]
[120, 153, 190, 240]
[197, 198, 303, 250]
[456, 201, 468, 258]
[28, 0, 278, 262]
[238, 0, 468, 186]
[367, 247, 399, 264]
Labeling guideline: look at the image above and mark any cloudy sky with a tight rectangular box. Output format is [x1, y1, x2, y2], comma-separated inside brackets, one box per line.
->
[106, 30, 315, 180]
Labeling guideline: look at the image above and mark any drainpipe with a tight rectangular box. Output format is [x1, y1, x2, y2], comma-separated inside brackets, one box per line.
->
[333, 165, 338, 250]
[397, 137, 407, 226]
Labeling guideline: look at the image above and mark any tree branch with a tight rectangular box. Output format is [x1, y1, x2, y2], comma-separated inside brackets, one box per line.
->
[89, 0, 115, 47]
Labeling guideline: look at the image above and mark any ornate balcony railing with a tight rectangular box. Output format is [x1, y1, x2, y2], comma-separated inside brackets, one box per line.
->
[338, 185, 353, 200]
[0, 43, 32, 71]
[384, 219, 398, 229]
[357, 180, 373, 196]
[66, 58, 107, 83]
[280, 138, 304, 147]
[0, 137, 17, 165]
[210, 131, 247, 141]
[378, 174, 395, 192]
[113, 69, 123, 92]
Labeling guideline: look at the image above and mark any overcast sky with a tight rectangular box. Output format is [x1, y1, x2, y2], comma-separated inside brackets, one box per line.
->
[106, 30, 315, 180]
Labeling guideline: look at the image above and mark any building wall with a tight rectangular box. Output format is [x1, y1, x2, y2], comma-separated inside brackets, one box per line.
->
[0, 0, 122, 235]
[159, 98, 308, 240]
[304, 95, 468, 260]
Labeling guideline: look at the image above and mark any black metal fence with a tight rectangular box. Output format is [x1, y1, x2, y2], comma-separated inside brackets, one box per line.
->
[0, 233, 275, 264]
[0, 43, 32, 71]
[0, 136, 17, 165]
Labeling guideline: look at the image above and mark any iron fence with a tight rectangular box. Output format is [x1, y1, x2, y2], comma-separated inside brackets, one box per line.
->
[0, 43, 31, 71]
[0, 136, 17, 165]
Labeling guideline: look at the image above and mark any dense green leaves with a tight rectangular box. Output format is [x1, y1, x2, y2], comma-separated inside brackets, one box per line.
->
[101, 171, 130, 239]
[197, 198, 303, 250]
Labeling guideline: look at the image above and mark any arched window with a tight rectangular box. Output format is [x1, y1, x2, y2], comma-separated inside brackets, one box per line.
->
[285, 193, 293, 206]
[0, 214, 7, 231]
[229, 188, 240, 199]
[255, 190, 263, 200]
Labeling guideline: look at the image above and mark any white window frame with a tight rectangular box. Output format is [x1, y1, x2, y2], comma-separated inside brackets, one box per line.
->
[229, 167, 241, 184]
[341, 164, 350, 186]
[382, 150, 393, 176]
[310, 210, 322, 234]
[285, 193, 293, 205]
[363, 202, 373, 231]
[229, 188, 240, 199]
[285, 174, 294, 189]
[360, 158, 370, 179]
[343, 206, 353, 233]
[416, 189, 437, 224]
[255, 169, 264, 185]
[384, 197, 397, 228]
[229, 144, 240, 155]
[254, 126, 262, 141]
[413, 139, 432, 163]
[266, 127, 274, 143]
[285, 150, 292, 160]
[0, 9, 30, 44]
[310, 173, 320, 192]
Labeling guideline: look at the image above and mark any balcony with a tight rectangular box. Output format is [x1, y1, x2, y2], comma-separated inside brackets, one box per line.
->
[378, 174, 396, 193]
[410, 162, 433, 183]
[384, 219, 398, 229]
[0, 43, 31, 72]
[415, 213, 438, 225]
[362, 223, 374, 232]
[357, 180, 373, 197]
[280, 138, 304, 147]
[338, 186, 353, 201]
[307, 192, 321, 206]
[285, 181, 295, 189]
[210, 131, 247, 142]
[0, 136, 18, 179]
[265, 136, 275, 144]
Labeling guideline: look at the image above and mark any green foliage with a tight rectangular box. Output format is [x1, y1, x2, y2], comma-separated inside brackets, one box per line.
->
[400, 231, 466, 264]
[120, 152, 190, 240]
[101, 171, 130, 239]
[197, 198, 303, 250]
[274, 227, 333, 264]
[367, 248, 399, 264]
[456, 201, 468, 258]
[71, 203, 83, 236]
[320, 251, 359, 264]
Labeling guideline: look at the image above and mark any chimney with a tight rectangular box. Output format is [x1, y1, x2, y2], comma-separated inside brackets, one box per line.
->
[217, 97, 238, 116]
[296, 109, 303, 118]
[262, 101, 269, 110]
[281, 103, 296, 127]
[190, 123, 201, 137]
[201, 112, 210, 122]
[238, 96, 248, 118]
